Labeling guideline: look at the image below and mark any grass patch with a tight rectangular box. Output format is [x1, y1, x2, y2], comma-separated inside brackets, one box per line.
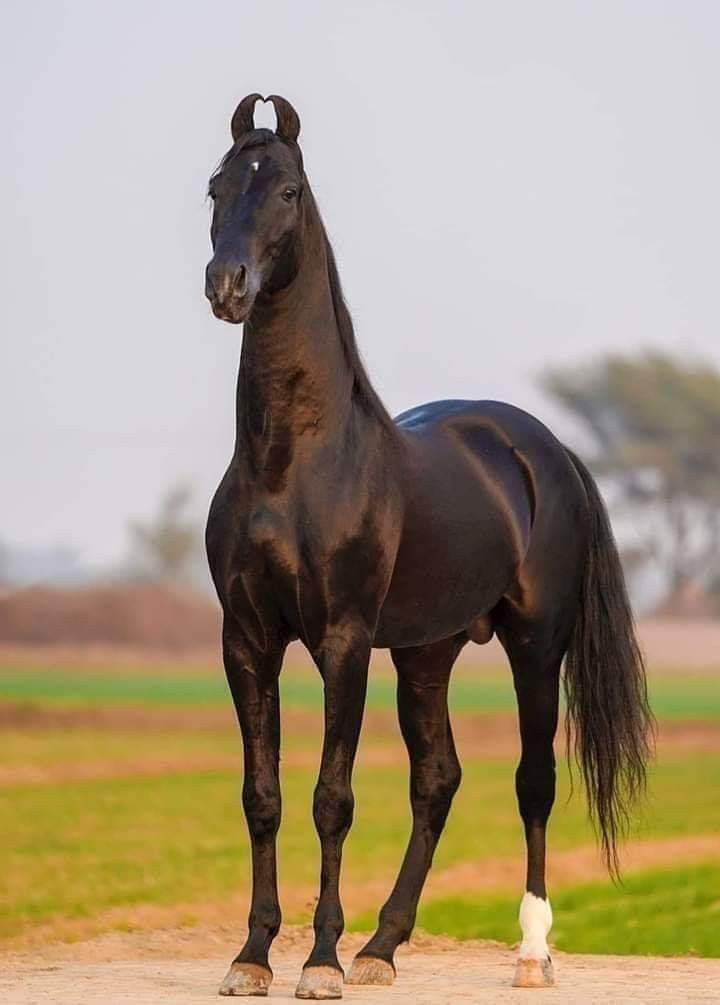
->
[0, 727, 241, 770]
[407, 863, 720, 957]
[0, 668, 231, 707]
[0, 666, 515, 713]
[1, 664, 718, 719]
[2, 751, 719, 943]
[646, 675, 720, 720]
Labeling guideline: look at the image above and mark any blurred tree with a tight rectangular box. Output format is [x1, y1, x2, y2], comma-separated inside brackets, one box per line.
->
[129, 483, 200, 583]
[542, 352, 720, 610]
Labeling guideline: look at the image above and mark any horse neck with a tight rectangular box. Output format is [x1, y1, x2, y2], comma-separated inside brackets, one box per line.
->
[234, 201, 356, 473]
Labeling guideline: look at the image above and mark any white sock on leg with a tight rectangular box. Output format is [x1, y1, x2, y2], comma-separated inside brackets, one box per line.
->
[518, 891, 552, 960]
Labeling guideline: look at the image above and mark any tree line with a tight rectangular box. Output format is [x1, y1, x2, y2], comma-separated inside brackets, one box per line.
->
[543, 351, 720, 615]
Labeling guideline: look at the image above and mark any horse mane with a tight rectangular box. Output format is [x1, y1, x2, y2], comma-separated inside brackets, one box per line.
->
[309, 191, 396, 434]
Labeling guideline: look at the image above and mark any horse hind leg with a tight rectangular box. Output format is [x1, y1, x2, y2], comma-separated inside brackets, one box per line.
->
[347, 634, 465, 986]
[496, 617, 569, 989]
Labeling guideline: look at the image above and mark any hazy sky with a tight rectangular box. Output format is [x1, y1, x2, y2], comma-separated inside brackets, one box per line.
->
[2, 1, 719, 567]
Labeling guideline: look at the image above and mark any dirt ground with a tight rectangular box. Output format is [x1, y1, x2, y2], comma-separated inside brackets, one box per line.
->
[1, 926, 718, 1004]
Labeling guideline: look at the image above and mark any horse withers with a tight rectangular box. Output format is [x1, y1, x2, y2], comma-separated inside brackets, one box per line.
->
[204, 93, 653, 998]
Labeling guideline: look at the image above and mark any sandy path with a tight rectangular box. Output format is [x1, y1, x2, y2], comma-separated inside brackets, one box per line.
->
[2, 928, 719, 1004]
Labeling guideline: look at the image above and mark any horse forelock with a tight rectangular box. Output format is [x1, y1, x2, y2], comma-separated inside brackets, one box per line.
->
[209, 130, 303, 194]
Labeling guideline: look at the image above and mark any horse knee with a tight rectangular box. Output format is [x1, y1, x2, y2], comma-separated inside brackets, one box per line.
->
[242, 782, 281, 841]
[313, 779, 354, 840]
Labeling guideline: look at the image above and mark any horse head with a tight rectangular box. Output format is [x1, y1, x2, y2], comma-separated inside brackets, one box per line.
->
[205, 94, 304, 324]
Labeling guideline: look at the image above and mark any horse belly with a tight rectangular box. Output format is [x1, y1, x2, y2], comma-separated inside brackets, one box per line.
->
[374, 422, 532, 649]
[374, 506, 520, 648]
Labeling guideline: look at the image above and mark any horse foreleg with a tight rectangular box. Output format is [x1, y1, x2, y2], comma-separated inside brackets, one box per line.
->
[219, 626, 285, 997]
[295, 630, 371, 1000]
[348, 636, 464, 985]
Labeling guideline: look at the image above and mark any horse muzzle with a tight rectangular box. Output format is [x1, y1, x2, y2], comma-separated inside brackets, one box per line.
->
[205, 260, 257, 324]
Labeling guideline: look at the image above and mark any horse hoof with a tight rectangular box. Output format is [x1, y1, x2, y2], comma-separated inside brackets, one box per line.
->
[219, 962, 272, 996]
[345, 956, 395, 985]
[512, 957, 554, 988]
[295, 965, 343, 999]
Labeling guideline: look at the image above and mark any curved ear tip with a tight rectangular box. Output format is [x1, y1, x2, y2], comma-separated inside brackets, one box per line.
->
[230, 92, 264, 140]
[266, 94, 301, 140]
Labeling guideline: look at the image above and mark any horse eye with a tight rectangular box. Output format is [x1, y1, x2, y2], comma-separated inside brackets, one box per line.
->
[282, 187, 297, 203]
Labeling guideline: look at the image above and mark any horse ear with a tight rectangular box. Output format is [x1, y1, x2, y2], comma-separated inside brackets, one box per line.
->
[266, 95, 301, 143]
[231, 93, 263, 141]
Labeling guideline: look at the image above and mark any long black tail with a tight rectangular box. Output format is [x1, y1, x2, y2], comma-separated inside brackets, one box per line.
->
[564, 449, 655, 877]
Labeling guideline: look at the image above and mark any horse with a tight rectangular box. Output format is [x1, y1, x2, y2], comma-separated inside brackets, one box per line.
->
[204, 93, 653, 999]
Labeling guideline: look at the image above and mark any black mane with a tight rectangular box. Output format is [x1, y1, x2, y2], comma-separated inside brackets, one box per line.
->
[317, 208, 396, 434]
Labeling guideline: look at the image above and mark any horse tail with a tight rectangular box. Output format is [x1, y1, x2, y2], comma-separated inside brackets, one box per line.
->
[563, 448, 655, 877]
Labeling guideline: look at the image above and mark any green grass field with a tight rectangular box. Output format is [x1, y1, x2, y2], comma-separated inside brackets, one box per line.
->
[1, 656, 719, 956]
[1, 663, 719, 718]
[412, 864, 720, 957]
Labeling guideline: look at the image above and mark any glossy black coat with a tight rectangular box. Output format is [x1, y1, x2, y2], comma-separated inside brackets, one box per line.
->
[204, 95, 652, 996]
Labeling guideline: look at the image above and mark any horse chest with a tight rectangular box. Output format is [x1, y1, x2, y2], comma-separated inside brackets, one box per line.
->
[240, 504, 327, 640]
[247, 505, 288, 551]
[240, 500, 389, 647]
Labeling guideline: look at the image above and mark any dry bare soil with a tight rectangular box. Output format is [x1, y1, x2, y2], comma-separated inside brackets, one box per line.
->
[2, 927, 719, 1004]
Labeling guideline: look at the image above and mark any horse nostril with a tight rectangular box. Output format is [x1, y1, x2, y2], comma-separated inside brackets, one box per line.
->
[233, 265, 248, 299]
[205, 261, 249, 305]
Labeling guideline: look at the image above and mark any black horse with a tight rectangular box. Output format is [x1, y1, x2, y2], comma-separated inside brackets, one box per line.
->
[204, 94, 653, 999]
